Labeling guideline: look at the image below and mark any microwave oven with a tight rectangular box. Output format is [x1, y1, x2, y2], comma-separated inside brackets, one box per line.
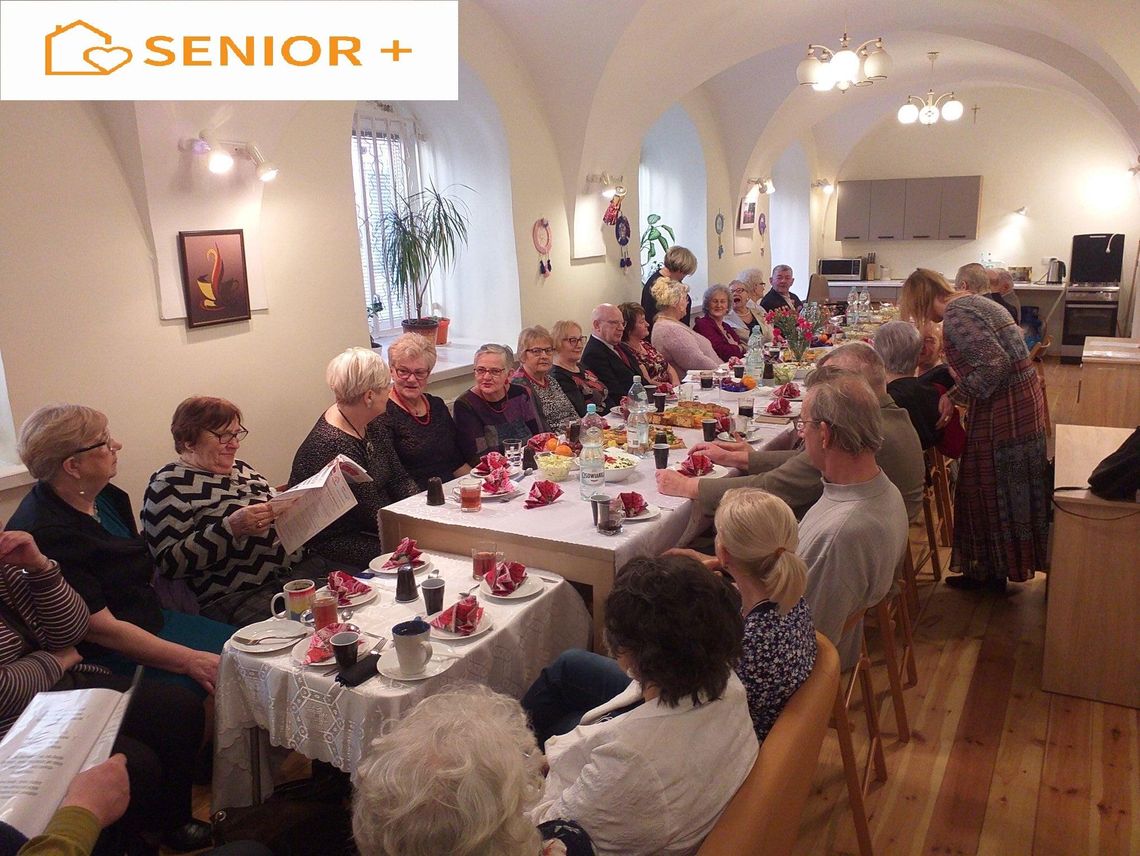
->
[817, 258, 864, 281]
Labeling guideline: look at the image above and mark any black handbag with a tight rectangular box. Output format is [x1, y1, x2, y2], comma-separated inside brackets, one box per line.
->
[1087, 427, 1140, 501]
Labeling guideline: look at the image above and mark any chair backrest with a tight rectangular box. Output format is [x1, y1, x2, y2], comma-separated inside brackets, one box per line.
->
[1028, 334, 1053, 362]
[697, 633, 840, 856]
[807, 274, 831, 304]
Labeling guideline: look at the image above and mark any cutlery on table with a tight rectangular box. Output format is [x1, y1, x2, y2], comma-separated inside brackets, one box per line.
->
[232, 631, 307, 645]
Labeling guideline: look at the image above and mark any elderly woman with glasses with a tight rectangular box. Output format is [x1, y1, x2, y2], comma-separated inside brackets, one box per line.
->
[550, 319, 608, 415]
[510, 326, 580, 433]
[383, 334, 469, 490]
[453, 343, 542, 464]
[8, 404, 230, 698]
[289, 347, 419, 569]
[693, 284, 748, 362]
[143, 396, 326, 626]
[618, 302, 678, 387]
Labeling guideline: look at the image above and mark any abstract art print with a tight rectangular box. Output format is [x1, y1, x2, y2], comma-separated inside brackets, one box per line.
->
[177, 229, 251, 328]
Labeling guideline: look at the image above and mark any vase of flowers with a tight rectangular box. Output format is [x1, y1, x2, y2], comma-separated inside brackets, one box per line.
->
[765, 306, 820, 362]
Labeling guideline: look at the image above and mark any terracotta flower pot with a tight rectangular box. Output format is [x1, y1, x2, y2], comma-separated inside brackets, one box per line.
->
[435, 318, 450, 345]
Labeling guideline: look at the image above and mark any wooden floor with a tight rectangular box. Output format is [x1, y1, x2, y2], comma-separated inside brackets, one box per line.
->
[191, 360, 1139, 856]
[794, 359, 1140, 856]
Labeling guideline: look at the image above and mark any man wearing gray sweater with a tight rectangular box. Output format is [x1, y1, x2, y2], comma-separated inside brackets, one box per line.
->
[795, 372, 909, 669]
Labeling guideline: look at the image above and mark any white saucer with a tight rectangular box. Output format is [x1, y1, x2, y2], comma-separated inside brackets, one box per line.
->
[478, 574, 545, 600]
[623, 504, 662, 523]
[669, 462, 729, 478]
[367, 554, 434, 576]
[451, 486, 522, 502]
[228, 619, 309, 654]
[317, 581, 378, 607]
[290, 634, 370, 669]
[429, 612, 494, 641]
[376, 649, 456, 681]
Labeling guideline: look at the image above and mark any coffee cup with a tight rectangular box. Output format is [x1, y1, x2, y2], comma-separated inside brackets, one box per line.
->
[331, 631, 360, 670]
[421, 576, 445, 614]
[392, 618, 433, 675]
[732, 365, 745, 380]
[699, 372, 714, 390]
[270, 579, 315, 622]
[653, 443, 670, 470]
[590, 493, 612, 526]
[701, 418, 718, 442]
[653, 392, 668, 413]
[737, 399, 755, 419]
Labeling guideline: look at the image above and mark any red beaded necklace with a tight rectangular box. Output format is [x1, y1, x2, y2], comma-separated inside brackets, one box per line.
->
[389, 390, 431, 426]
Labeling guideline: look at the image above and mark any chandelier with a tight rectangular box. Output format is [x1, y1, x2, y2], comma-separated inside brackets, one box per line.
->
[898, 52, 963, 125]
[795, 32, 891, 92]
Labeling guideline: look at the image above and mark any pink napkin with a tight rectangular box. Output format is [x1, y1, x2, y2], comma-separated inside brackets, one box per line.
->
[765, 397, 792, 416]
[302, 622, 351, 665]
[655, 382, 675, 396]
[476, 451, 509, 474]
[382, 537, 422, 569]
[716, 413, 733, 434]
[524, 480, 563, 509]
[774, 381, 800, 399]
[327, 571, 371, 606]
[430, 595, 484, 635]
[482, 468, 513, 494]
[527, 432, 557, 453]
[678, 451, 713, 477]
[484, 560, 528, 594]
[615, 491, 648, 517]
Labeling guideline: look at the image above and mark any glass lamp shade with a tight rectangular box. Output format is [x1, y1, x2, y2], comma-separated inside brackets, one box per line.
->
[918, 104, 940, 125]
[811, 62, 836, 91]
[796, 54, 822, 85]
[862, 47, 891, 80]
[831, 48, 860, 82]
[897, 103, 920, 124]
[941, 98, 964, 121]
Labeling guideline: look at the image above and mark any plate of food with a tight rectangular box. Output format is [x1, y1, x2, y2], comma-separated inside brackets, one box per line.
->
[602, 449, 640, 482]
[647, 401, 732, 430]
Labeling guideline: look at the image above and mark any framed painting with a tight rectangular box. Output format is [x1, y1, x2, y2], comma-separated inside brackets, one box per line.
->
[738, 198, 757, 231]
[177, 229, 251, 328]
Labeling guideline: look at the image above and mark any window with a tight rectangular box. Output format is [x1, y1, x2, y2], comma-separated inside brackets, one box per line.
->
[351, 104, 425, 332]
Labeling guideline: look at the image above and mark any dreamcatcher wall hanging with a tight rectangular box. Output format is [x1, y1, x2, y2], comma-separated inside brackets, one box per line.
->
[714, 211, 725, 259]
[532, 218, 552, 277]
[615, 214, 632, 270]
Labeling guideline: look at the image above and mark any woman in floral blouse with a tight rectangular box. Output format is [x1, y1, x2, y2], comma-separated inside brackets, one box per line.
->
[618, 302, 679, 386]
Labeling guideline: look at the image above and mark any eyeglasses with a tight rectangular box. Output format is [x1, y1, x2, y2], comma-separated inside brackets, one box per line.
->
[207, 427, 249, 445]
[525, 347, 555, 356]
[393, 366, 431, 381]
[562, 336, 587, 346]
[70, 437, 110, 456]
[793, 418, 827, 433]
[474, 367, 506, 377]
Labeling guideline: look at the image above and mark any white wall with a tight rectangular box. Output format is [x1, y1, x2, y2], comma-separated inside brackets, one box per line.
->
[816, 86, 1140, 333]
[770, 140, 811, 299]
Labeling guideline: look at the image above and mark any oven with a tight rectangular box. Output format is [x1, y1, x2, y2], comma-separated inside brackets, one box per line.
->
[1061, 285, 1120, 362]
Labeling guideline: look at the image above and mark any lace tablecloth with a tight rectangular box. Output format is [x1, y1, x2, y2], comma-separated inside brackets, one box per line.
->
[212, 552, 590, 808]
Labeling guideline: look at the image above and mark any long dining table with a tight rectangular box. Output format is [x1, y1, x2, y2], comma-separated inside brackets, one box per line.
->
[212, 551, 591, 808]
[380, 387, 794, 649]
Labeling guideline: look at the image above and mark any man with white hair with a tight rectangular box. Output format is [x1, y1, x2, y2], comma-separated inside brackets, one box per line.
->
[988, 268, 1021, 322]
[581, 303, 635, 411]
[759, 264, 804, 313]
[955, 262, 990, 294]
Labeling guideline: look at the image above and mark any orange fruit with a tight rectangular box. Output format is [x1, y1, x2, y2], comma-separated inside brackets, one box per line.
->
[742, 376, 757, 390]
[544, 437, 559, 452]
[555, 444, 573, 457]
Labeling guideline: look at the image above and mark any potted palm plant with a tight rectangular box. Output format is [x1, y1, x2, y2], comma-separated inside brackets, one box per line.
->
[383, 183, 470, 338]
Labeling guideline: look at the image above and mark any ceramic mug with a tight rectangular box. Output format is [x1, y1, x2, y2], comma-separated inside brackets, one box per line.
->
[392, 618, 433, 675]
[270, 579, 315, 622]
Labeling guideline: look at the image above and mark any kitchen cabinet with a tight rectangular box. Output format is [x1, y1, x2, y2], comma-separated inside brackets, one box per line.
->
[835, 180, 872, 240]
[938, 175, 982, 240]
[868, 179, 906, 240]
[903, 178, 943, 239]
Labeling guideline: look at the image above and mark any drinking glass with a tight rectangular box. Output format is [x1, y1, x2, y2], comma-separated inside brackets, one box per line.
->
[311, 591, 339, 632]
[459, 477, 482, 512]
[472, 542, 501, 581]
[503, 439, 524, 471]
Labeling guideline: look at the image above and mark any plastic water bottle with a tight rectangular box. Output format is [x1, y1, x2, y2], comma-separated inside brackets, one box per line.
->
[625, 376, 650, 456]
[858, 286, 871, 319]
[579, 404, 606, 499]
[744, 327, 764, 380]
[846, 285, 859, 325]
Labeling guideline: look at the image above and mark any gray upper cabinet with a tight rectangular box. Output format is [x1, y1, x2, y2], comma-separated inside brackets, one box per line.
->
[938, 175, 982, 240]
[868, 179, 906, 240]
[903, 178, 943, 239]
[835, 180, 872, 241]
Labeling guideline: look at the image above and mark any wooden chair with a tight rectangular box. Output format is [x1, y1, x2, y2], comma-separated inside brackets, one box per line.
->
[867, 558, 919, 746]
[1028, 334, 1053, 435]
[698, 633, 839, 856]
[807, 273, 831, 305]
[926, 449, 954, 548]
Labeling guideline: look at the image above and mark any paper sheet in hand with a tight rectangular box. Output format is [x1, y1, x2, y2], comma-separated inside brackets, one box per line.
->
[271, 454, 373, 553]
[0, 667, 141, 838]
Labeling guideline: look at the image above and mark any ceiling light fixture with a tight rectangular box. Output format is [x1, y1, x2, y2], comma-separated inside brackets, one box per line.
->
[796, 32, 890, 92]
[811, 179, 834, 194]
[1015, 206, 1028, 216]
[184, 130, 280, 181]
[749, 177, 776, 195]
[246, 143, 279, 183]
[898, 52, 963, 125]
[1129, 156, 1140, 176]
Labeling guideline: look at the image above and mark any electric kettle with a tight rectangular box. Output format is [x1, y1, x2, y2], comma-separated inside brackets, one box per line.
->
[1046, 258, 1066, 284]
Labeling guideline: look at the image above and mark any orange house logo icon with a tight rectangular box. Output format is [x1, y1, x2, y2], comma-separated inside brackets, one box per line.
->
[45, 20, 133, 75]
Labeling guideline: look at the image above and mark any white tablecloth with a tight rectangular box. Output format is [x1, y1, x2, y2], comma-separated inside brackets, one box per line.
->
[212, 553, 590, 808]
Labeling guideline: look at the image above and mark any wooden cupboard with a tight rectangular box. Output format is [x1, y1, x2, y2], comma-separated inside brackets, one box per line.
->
[834, 179, 872, 240]
[835, 175, 981, 242]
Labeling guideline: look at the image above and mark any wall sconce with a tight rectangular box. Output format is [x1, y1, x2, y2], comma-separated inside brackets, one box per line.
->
[1129, 156, 1140, 176]
[1015, 206, 1028, 216]
[811, 179, 834, 194]
[184, 129, 280, 182]
[586, 172, 625, 198]
[749, 177, 775, 195]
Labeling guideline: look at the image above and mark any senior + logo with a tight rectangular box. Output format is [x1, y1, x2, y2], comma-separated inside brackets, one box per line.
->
[45, 20, 133, 75]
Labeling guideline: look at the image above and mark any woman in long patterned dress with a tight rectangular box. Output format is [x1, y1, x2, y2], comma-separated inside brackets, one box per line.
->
[899, 269, 1049, 591]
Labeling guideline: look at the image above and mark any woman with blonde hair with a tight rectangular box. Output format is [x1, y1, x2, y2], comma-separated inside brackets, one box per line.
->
[649, 276, 719, 376]
[549, 319, 608, 415]
[641, 245, 698, 328]
[899, 268, 1048, 592]
[385, 334, 469, 489]
[511, 326, 580, 432]
[289, 347, 418, 567]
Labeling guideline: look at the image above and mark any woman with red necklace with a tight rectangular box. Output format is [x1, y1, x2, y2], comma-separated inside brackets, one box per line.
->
[385, 334, 470, 489]
[511, 326, 580, 433]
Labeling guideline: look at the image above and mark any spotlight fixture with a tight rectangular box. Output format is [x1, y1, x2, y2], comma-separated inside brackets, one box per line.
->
[796, 32, 890, 92]
[184, 130, 280, 181]
[245, 143, 279, 182]
[1129, 156, 1140, 176]
[586, 172, 625, 198]
[197, 129, 234, 173]
[898, 52, 963, 126]
[811, 179, 834, 195]
[749, 177, 775, 195]
[1015, 206, 1028, 216]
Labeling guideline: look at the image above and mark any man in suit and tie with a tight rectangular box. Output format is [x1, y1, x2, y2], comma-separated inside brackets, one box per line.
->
[581, 303, 636, 411]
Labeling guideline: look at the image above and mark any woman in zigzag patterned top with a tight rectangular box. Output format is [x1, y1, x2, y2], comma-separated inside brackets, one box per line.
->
[142, 396, 325, 626]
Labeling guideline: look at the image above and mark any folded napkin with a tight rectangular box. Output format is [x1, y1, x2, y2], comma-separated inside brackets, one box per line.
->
[773, 381, 800, 399]
[527, 432, 558, 453]
[382, 537, 422, 569]
[476, 451, 510, 473]
[327, 571, 372, 606]
[484, 560, 528, 594]
[482, 467, 513, 494]
[727, 356, 744, 367]
[765, 397, 792, 416]
[334, 653, 381, 687]
[524, 480, 563, 509]
[678, 451, 713, 477]
[615, 491, 648, 517]
[655, 382, 675, 396]
[302, 622, 352, 665]
[430, 595, 484, 635]
[716, 413, 734, 434]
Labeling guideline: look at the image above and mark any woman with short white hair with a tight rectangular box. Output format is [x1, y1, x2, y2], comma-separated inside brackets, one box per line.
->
[649, 276, 720, 376]
[693, 284, 747, 361]
[289, 347, 418, 567]
[352, 686, 595, 856]
[385, 334, 469, 489]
